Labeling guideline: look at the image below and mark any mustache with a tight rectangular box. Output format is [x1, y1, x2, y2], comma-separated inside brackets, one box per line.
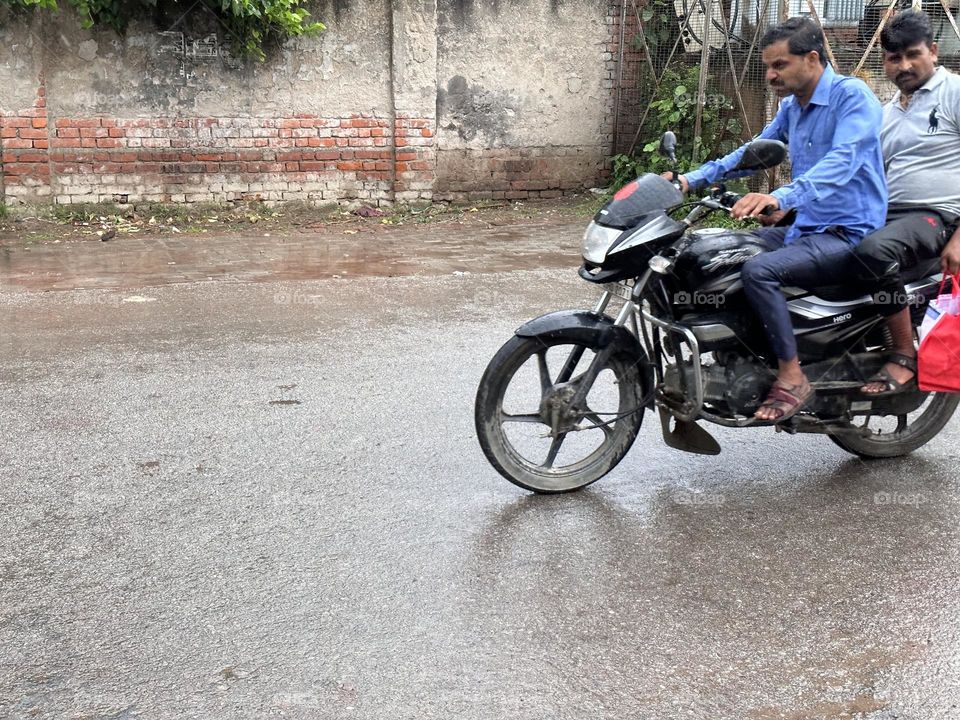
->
[896, 72, 915, 83]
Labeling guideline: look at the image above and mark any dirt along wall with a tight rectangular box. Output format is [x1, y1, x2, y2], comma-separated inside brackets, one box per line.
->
[0, 0, 615, 208]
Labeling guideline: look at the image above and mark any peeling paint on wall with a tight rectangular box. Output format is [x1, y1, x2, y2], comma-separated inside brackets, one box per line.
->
[437, 75, 515, 145]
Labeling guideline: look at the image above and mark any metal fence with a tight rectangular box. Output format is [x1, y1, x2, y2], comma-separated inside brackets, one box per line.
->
[611, 0, 960, 185]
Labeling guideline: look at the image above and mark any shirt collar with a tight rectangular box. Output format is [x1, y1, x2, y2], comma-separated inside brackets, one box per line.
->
[919, 65, 948, 92]
[808, 64, 837, 107]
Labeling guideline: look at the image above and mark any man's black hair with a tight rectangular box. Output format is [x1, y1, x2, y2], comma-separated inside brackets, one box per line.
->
[761, 16, 827, 67]
[881, 9, 935, 52]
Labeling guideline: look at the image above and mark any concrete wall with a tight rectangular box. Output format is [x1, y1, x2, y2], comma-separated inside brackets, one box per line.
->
[0, 0, 615, 207]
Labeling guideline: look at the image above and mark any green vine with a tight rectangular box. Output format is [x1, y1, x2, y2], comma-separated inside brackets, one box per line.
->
[611, 65, 742, 190]
[2, 0, 325, 60]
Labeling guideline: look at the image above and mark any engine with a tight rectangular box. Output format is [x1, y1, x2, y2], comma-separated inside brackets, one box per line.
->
[664, 353, 768, 416]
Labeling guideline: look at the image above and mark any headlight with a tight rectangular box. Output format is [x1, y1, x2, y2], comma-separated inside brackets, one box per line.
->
[581, 221, 622, 265]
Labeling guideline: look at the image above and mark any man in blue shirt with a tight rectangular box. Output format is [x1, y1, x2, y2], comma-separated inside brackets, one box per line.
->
[672, 17, 887, 422]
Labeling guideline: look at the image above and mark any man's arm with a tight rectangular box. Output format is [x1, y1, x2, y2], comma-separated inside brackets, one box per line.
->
[769, 83, 882, 211]
[678, 103, 790, 191]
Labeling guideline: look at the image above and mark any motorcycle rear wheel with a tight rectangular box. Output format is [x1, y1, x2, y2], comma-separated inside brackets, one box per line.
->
[828, 392, 959, 458]
[475, 335, 646, 493]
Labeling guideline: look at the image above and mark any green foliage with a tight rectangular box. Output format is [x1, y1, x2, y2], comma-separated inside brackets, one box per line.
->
[0, 203, 9, 221]
[0, 0, 324, 59]
[611, 65, 743, 191]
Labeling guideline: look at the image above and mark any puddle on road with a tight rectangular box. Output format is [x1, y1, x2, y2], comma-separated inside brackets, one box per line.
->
[0, 223, 582, 292]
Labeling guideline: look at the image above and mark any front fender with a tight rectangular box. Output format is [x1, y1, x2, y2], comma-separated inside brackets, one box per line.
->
[515, 310, 654, 402]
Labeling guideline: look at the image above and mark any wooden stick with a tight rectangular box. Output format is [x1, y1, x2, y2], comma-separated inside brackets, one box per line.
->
[854, 0, 899, 77]
[936, 0, 960, 43]
[693, 0, 715, 147]
[805, 0, 838, 70]
[714, 0, 754, 138]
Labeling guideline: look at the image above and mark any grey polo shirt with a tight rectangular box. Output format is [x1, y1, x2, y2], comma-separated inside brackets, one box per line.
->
[882, 66, 960, 219]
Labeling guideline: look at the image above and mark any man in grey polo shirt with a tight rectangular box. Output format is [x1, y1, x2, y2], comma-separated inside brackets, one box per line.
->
[856, 9, 960, 394]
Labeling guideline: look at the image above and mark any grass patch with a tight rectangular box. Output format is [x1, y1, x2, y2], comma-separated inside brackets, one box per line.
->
[0, 203, 8, 221]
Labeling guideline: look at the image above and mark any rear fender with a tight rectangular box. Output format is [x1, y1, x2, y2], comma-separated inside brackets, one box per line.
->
[515, 310, 654, 402]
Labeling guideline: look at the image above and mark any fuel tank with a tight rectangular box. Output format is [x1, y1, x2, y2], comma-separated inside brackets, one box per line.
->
[673, 227, 767, 293]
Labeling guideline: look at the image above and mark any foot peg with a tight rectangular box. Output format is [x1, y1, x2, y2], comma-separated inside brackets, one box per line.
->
[658, 407, 722, 455]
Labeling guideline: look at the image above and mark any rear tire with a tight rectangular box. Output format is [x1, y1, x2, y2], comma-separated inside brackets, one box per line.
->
[475, 334, 646, 493]
[828, 392, 959, 458]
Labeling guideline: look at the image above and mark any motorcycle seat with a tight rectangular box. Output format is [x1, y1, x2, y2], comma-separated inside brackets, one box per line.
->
[803, 257, 942, 302]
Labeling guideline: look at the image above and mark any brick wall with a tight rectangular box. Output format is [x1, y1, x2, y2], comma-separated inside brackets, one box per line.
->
[1, 76, 51, 204]
[1, 0, 616, 208]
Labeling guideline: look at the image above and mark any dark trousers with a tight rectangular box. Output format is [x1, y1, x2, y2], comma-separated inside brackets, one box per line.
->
[740, 227, 858, 361]
[853, 208, 949, 317]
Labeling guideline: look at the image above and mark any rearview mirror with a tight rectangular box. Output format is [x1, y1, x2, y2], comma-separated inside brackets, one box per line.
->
[733, 139, 786, 171]
[659, 131, 677, 163]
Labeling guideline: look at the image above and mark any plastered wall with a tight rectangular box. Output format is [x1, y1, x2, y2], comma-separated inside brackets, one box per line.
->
[0, 0, 613, 207]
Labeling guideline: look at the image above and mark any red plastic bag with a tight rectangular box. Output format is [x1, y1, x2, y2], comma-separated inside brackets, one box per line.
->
[918, 273, 960, 393]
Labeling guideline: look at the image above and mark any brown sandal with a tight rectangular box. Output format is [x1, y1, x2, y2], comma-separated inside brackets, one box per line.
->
[754, 378, 813, 423]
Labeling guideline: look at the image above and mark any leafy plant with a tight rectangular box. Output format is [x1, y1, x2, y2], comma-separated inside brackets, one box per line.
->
[1, 0, 324, 60]
[612, 64, 743, 190]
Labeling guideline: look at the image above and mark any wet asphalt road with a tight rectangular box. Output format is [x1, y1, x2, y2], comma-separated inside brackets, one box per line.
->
[2, 232, 960, 719]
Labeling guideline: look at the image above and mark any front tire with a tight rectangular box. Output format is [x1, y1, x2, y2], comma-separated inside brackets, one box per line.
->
[475, 334, 647, 493]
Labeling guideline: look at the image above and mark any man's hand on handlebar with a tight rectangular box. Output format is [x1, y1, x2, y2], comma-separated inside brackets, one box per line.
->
[659, 172, 689, 193]
[731, 193, 779, 220]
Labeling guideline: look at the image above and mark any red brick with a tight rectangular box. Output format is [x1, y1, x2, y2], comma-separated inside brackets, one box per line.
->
[9, 152, 48, 163]
[57, 128, 80, 138]
[80, 127, 109, 138]
[337, 161, 362, 171]
[196, 153, 221, 162]
[396, 138, 408, 147]
[33, 139, 49, 149]
[205, 163, 220, 172]
[108, 128, 125, 138]
[1, 127, 18, 138]
[52, 138, 82, 148]
[116, 152, 138, 163]
[81, 138, 97, 148]
[3, 117, 31, 128]
[281, 119, 301, 128]
[314, 150, 339, 161]
[34, 99, 46, 110]
[396, 152, 417, 161]
[285, 162, 299, 171]
[421, 128, 433, 138]
[19, 128, 47, 140]
[371, 128, 385, 137]
[37, 86, 45, 98]
[101, 119, 117, 128]
[73, 119, 103, 128]
[96, 139, 122, 148]
[5, 163, 47, 176]
[94, 163, 122, 173]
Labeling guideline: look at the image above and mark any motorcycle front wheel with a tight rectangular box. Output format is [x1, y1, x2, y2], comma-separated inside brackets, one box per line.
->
[475, 335, 646, 494]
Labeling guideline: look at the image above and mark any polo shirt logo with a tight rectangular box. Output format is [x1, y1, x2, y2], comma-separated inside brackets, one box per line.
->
[928, 104, 940, 134]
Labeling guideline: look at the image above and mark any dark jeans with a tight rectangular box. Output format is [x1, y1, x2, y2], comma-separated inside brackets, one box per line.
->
[740, 227, 858, 361]
[853, 208, 950, 317]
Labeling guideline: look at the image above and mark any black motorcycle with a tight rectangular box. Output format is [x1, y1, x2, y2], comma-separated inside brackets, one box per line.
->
[474, 134, 958, 493]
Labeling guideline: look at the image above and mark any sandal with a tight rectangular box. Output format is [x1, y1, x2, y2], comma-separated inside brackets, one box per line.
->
[754, 377, 813, 424]
[860, 352, 917, 397]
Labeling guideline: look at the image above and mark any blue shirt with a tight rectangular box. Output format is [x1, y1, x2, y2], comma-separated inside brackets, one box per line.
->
[685, 65, 888, 244]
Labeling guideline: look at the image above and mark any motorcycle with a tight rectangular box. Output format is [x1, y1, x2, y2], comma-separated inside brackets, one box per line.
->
[474, 133, 958, 493]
